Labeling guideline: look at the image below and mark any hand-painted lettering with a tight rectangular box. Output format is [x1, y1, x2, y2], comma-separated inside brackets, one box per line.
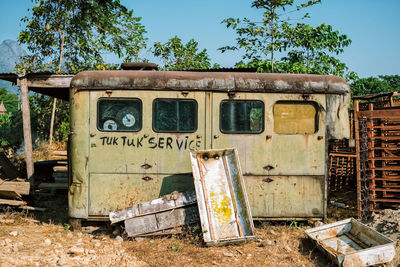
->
[166, 137, 173, 149]
[121, 136, 127, 146]
[148, 137, 157, 149]
[137, 137, 143, 147]
[99, 135, 201, 150]
[158, 137, 165, 149]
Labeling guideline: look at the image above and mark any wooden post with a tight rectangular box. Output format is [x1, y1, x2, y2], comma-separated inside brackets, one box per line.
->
[49, 98, 57, 148]
[354, 100, 361, 219]
[19, 77, 34, 180]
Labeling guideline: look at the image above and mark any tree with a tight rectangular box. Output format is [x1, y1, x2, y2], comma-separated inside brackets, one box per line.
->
[29, 94, 70, 143]
[220, 0, 354, 79]
[351, 75, 400, 96]
[152, 36, 217, 70]
[17, 0, 147, 74]
[0, 88, 22, 149]
[281, 23, 352, 75]
[220, 0, 321, 72]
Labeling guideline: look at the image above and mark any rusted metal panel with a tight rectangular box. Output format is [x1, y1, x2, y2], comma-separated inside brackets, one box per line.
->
[305, 218, 395, 266]
[109, 190, 196, 224]
[124, 205, 199, 237]
[190, 148, 255, 246]
[109, 190, 199, 237]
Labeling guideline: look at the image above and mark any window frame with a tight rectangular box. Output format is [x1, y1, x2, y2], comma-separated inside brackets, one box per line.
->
[219, 99, 265, 134]
[273, 100, 319, 135]
[97, 97, 143, 132]
[152, 98, 198, 133]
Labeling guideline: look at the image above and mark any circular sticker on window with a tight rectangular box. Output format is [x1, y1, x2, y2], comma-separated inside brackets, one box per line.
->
[103, 119, 117, 131]
[122, 113, 136, 127]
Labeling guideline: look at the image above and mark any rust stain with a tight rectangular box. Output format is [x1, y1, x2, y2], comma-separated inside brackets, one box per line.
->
[303, 135, 309, 149]
[85, 156, 88, 169]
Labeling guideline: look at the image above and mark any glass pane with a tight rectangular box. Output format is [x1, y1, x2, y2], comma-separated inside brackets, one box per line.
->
[220, 100, 264, 133]
[97, 99, 142, 132]
[153, 99, 197, 132]
[274, 102, 317, 134]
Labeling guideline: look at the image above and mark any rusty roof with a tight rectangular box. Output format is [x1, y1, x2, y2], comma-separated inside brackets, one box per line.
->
[71, 70, 349, 95]
[353, 91, 399, 100]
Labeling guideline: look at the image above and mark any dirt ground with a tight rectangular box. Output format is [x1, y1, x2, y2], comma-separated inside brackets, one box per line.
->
[0, 190, 397, 266]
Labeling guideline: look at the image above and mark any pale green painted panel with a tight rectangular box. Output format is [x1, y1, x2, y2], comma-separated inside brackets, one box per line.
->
[245, 175, 324, 218]
[88, 173, 194, 216]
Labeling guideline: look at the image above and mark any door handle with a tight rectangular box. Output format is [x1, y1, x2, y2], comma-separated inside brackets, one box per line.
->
[213, 135, 219, 139]
[263, 178, 274, 183]
[263, 165, 274, 171]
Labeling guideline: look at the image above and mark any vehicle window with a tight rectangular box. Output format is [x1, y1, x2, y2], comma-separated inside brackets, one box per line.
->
[97, 98, 142, 132]
[220, 100, 264, 133]
[153, 99, 197, 132]
[273, 101, 318, 134]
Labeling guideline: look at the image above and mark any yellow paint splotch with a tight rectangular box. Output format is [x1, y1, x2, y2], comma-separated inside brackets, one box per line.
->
[210, 192, 232, 224]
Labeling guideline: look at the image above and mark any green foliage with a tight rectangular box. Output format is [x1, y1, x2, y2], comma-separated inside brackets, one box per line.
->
[64, 223, 71, 232]
[0, 89, 71, 150]
[17, 0, 147, 74]
[351, 75, 400, 97]
[220, 0, 354, 79]
[30, 94, 70, 142]
[0, 89, 23, 149]
[220, 1, 321, 69]
[152, 36, 216, 70]
[289, 219, 298, 229]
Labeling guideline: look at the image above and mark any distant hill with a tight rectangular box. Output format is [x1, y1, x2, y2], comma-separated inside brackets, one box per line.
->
[0, 40, 26, 94]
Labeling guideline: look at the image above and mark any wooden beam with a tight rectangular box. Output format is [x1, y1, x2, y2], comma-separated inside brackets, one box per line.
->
[19, 77, 34, 180]
[0, 181, 30, 195]
[0, 199, 26, 206]
[38, 182, 68, 189]
[26, 74, 73, 88]
[0, 190, 21, 199]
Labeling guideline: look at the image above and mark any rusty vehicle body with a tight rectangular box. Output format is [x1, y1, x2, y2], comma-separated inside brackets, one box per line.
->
[68, 68, 350, 222]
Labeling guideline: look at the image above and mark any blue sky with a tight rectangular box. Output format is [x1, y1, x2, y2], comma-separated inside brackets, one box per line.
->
[0, 0, 399, 78]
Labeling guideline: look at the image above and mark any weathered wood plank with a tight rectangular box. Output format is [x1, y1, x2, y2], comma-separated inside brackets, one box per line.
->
[53, 166, 68, 172]
[20, 77, 34, 179]
[51, 150, 68, 156]
[0, 189, 21, 199]
[0, 199, 26, 206]
[124, 205, 200, 237]
[19, 206, 46, 212]
[109, 190, 197, 224]
[38, 182, 68, 189]
[0, 181, 30, 195]
[26, 75, 73, 88]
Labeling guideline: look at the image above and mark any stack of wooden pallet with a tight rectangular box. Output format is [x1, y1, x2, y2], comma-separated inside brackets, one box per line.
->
[38, 150, 68, 195]
[0, 178, 30, 208]
[0, 151, 32, 209]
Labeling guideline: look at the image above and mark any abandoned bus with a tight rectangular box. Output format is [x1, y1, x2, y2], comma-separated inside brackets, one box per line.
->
[68, 63, 350, 224]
